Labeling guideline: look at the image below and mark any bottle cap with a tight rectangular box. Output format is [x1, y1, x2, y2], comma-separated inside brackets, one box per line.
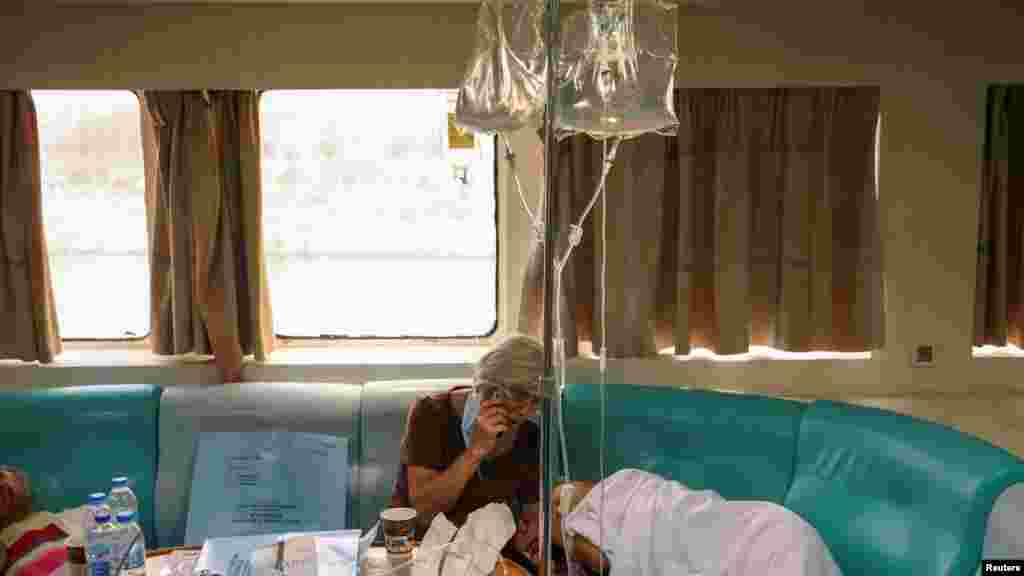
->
[112, 477, 128, 487]
[116, 511, 134, 523]
[95, 513, 112, 523]
[88, 493, 106, 504]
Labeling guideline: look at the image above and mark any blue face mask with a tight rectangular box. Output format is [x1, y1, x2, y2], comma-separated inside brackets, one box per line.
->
[461, 391, 481, 449]
[462, 390, 542, 451]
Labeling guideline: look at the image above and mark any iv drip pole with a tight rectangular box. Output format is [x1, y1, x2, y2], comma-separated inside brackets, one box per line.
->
[540, 0, 560, 573]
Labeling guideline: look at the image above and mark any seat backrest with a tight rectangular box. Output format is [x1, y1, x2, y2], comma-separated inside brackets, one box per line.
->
[784, 400, 1024, 576]
[0, 384, 162, 546]
[356, 378, 470, 532]
[154, 382, 362, 548]
[562, 383, 806, 504]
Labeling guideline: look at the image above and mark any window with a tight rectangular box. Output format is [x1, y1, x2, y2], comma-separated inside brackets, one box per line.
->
[260, 90, 497, 338]
[33, 90, 149, 340]
[974, 84, 1024, 356]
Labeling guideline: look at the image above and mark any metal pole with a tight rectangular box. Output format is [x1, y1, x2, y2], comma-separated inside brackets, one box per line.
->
[540, 0, 559, 572]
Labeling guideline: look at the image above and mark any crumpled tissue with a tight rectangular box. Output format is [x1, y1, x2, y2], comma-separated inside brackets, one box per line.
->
[412, 513, 458, 576]
[445, 503, 516, 576]
[413, 503, 516, 576]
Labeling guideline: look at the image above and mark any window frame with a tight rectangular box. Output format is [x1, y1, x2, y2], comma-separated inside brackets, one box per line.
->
[258, 89, 501, 342]
[33, 88, 152, 343]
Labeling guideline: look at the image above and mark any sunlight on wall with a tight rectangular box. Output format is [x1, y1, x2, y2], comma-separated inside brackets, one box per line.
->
[661, 346, 873, 363]
[973, 344, 1024, 358]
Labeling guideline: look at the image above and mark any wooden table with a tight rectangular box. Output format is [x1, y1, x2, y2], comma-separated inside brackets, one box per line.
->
[146, 545, 202, 558]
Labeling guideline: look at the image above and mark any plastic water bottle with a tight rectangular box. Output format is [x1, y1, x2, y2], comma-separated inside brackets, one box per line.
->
[84, 493, 110, 538]
[113, 511, 146, 576]
[86, 512, 117, 576]
[108, 477, 138, 519]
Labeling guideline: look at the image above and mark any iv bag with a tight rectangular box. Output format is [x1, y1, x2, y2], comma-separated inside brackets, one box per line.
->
[455, 0, 547, 134]
[555, 0, 678, 140]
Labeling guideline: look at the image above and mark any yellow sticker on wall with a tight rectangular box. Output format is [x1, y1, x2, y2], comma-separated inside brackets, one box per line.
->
[448, 113, 476, 150]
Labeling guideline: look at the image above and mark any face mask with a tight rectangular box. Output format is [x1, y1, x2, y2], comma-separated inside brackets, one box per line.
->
[461, 391, 481, 449]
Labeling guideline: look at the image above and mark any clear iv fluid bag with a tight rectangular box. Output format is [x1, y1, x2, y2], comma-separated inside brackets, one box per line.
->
[556, 0, 678, 140]
[456, 0, 548, 134]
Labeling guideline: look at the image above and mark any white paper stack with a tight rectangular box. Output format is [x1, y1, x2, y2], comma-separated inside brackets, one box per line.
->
[192, 523, 378, 576]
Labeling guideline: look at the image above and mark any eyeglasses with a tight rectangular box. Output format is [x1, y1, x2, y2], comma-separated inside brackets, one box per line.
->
[481, 385, 541, 408]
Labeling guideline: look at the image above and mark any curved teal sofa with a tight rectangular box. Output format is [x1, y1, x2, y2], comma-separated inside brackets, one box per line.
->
[1, 381, 1022, 576]
[0, 385, 162, 546]
[561, 383, 1024, 576]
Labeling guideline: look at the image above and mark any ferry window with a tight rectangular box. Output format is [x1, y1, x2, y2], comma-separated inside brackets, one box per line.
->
[33, 90, 149, 340]
[260, 90, 497, 338]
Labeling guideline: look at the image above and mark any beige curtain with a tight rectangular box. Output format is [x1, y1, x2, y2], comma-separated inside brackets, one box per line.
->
[975, 85, 1024, 347]
[521, 87, 884, 357]
[0, 91, 62, 362]
[141, 91, 274, 381]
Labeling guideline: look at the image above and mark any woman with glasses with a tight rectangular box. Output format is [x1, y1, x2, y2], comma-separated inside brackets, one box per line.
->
[391, 333, 544, 564]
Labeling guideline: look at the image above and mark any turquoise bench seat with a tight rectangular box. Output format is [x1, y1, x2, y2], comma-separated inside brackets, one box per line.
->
[154, 382, 362, 547]
[785, 400, 1024, 576]
[0, 384, 161, 547]
[561, 384, 804, 504]
[1, 380, 1022, 575]
[561, 382, 1024, 576]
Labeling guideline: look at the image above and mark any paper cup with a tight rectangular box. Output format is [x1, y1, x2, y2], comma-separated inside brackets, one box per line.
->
[380, 507, 417, 555]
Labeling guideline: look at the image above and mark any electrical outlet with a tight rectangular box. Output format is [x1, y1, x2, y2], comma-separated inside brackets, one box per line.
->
[912, 345, 935, 367]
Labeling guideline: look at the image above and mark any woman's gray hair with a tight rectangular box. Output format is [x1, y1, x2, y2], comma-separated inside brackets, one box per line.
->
[474, 334, 545, 399]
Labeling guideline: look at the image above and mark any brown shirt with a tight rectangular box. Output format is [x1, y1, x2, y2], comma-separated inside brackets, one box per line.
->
[391, 387, 540, 534]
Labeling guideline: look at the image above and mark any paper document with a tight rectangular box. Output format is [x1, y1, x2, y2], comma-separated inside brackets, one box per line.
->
[185, 431, 350, 545]
[145, 549, 200, 576]
[194, 524, 378, 576]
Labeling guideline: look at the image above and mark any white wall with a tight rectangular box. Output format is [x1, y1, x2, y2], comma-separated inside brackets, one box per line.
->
[2, 1, 1024, 456]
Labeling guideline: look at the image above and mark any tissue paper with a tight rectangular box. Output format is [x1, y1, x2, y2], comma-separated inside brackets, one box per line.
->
[413, 514, 459, 576]
[446, 503, 516, 576]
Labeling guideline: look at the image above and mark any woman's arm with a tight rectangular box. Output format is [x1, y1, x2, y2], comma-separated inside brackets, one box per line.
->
[568, 534, 608, 574]
[406, 399, 510, 519]
[406, 448, 485, 520]
[551, 481, 606, 574]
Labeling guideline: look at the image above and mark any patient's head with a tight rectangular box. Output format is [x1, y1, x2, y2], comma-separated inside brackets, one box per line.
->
[0, 466, 32, 530]
[511, 481, 597, 567]
[511, 504, 542, 566]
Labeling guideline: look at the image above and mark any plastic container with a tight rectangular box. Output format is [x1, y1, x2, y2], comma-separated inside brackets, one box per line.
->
[108, 477, 137, 519]
[86, 512, 117, 576]
[84, 493, 110, 537]
[113, 511, 146, 576]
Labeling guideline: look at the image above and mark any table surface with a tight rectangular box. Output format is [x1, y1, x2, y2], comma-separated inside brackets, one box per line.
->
[354, 546, 528, 576]
[146, 545, 528, 576]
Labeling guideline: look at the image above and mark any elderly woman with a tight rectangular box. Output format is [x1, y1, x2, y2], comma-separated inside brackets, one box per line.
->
[391, 334, 544, 546]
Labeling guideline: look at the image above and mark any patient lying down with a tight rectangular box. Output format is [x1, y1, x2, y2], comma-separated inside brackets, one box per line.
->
[512, 469, 842, 576]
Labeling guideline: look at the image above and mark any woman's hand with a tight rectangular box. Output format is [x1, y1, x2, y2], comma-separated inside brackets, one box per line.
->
[468, 400, 510, 459]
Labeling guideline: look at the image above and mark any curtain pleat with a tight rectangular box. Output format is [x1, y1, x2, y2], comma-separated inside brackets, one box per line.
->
[975, 85, 1024, 347]
[0, 91, 62, 363]
[520, 86, 884, 357]
[142, 91, 274, 381]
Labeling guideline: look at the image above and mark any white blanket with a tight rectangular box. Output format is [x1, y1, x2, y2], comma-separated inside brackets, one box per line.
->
[562, 469, 842, 576]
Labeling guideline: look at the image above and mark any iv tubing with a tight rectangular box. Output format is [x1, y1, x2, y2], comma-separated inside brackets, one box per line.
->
[552, 136, 620, 576]
[597, 136, 608, 575]
[499, 132, 545, 242]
